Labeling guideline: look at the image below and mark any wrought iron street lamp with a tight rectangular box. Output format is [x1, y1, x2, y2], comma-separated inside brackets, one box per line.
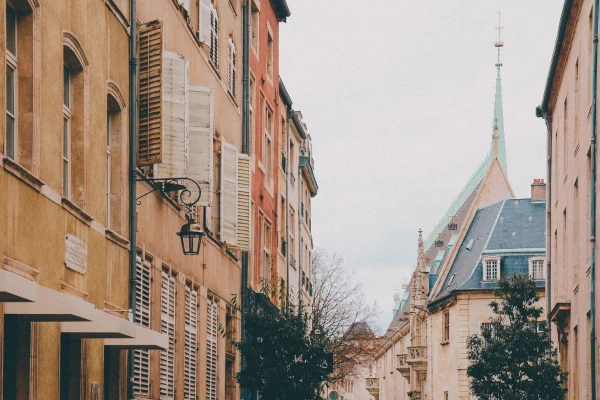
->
[137, 176, 204, 256]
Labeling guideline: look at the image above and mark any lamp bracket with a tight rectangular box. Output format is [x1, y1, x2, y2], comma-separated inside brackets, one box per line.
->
[136, 177, 202, 207]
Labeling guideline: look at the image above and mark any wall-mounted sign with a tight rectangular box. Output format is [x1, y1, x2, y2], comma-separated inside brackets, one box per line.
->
[65, 234, 88, 275]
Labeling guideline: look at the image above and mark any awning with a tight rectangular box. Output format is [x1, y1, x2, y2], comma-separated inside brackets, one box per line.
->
[104, 325, 168, 350]
[0, 269, 37, 302]
[4, 285, 95, 322]
[61, 309, 137, 338]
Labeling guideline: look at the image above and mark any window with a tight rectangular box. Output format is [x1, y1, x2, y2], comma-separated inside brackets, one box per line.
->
[266, 31, 274, 80]
[529, 257, 545, 281]
[251, 1, 259, 52]
[249, 75, 256, 165]
[227, 38, 236, 98]
[575, 58, 580, 145]
[563, 97, 568, 172]
[160, 270, 176, 399]
[106, 83, 125, 232]
[63, 33, 88, 206]
[442, 310, 450, 342]
[3, 316, 31, 399]
[263, 218, 272, 283]
[206, 294, 219, 400]
[5, 3, 17, 160]
[133, 258, 152, 397]
[264, 105, 273, 182]
[209, 8, 219, 68]
[483, 257, 500, 281]
[444, 392, 449, 400]
[63, 65, 71, 198]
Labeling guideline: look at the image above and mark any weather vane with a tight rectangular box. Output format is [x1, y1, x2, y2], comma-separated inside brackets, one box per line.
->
[495, 10, 504, 66]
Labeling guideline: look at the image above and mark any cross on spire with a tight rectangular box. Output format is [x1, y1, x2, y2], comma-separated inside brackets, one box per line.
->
[495, 10, 504, 66]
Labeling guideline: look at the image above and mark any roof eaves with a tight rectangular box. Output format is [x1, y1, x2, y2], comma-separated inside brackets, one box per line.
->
[279, 79, 293, 109]
[540, 0, 574, 112]
[270, 0, 291, 21]
[291, 111, 307, 139]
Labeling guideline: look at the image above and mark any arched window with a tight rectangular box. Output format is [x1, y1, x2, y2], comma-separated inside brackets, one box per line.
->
[4, 0, 40, 172]
[107, 82, 126, 233]
[63, 32, 89, 206]
[227, 38, 236, 98]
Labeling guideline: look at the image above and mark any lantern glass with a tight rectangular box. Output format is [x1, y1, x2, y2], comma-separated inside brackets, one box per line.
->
[177, 220, 204, 256]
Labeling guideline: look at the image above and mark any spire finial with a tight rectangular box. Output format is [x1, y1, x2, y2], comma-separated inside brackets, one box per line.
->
[495, 10, 504, 67]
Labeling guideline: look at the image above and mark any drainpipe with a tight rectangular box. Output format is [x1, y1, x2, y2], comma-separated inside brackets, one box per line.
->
[590, 0, 598, 397]
[127, 0, 138, 398]
[241, 1, 250, 400]
[285, 108, 291, 308]
[298, 166, 303, 308]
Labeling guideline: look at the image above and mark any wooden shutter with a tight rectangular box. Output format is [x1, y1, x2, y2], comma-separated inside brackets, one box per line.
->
[155, 51, 189, 179]
[138, 21, 163, 166]
[184, 287, 198, 400]
[160, 272, 176, 399]
[133, 257, 152, 397]
[206, 296, 218, 400]
[230, 154, 251, 250]
[228, 39, 236, 97]
[220, 141, 238, 245]
[188, 86, 214, 206]
[198, 0, 212, 43]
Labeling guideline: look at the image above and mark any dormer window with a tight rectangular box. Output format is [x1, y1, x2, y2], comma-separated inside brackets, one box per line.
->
[529, 257, 545, 281]
[482, 256, 501, 281]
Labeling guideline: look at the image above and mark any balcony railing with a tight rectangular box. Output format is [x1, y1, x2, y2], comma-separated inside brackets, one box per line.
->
[365, 377, 380, 399]
[396, 354, 410, 380]
[406, 346, 428, 373]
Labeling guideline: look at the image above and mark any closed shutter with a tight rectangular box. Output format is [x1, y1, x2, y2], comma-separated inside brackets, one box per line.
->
[220, 142, 238, 244]
[230, 154, 251, 250]
[155, 51, 189, 180]
[138, 21, 163, 166]
[188, 86, 214, 206]
[198, 0, 212, 43]
[133, 257, 152, 397]
[184, 287, 198, 400]
[206, 296, 218, 400]
[160, 272, 176, 399]
[209, 10, 219, 67]
[227, 39, 236, 97]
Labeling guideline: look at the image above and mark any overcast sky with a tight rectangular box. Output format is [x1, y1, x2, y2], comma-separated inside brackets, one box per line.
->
[279, 1, 564, 332]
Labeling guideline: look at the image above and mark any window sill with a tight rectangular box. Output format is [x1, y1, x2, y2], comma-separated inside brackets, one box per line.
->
[227, 90, 239, 109]
[62, 197, 93, 226]
[209, 60, 221, 79]
[106, 229, 130, 249]
[440, 340, 450, 346]
[2, 156, 44, 192]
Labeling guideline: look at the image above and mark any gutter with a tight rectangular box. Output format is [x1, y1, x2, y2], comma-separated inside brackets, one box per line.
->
[540, 0, 574, 111]
[127, 0, 138, 397]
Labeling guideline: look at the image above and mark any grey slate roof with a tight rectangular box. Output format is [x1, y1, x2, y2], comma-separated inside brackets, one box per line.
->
[432, 198, 546, 303]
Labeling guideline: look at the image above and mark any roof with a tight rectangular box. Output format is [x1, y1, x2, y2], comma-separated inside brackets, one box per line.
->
[432, 198, 546, 303]
[269, 0, 291, 21]
[539, 0, 575, 113]
[279, 79, 293, 109]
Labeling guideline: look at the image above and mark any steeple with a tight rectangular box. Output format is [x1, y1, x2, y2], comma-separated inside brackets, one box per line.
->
[417, 229, 426, 274]
[493, 11, 507, 173]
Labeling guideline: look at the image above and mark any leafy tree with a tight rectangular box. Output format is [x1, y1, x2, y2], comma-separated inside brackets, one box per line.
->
[220, 279, 331, 400]
[466, 273, 567, 400]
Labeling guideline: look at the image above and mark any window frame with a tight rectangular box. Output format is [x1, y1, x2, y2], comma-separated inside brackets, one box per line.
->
[5, 2, 18, 160]
[263, 103, 274, 183]
[63, 65, 72, 199]
[250, 1, 259, 54]
[482, 256, 501, 281]
[227, 37, 236, 99]
[529, 257, 545, 281]
[106, 111, 111, 228]
[442, 310, 450, 343]
[209, 7, 219, 69]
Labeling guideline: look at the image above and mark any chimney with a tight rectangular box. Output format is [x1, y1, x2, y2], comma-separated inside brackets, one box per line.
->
[531, 179, 546, 201]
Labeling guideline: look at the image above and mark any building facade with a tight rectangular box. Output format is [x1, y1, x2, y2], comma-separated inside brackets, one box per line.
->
[537, 1, 600, 398]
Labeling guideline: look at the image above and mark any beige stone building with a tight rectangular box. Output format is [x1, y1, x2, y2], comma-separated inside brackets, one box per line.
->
[537, 0, 600, 397]
[0, 0, 167, 399]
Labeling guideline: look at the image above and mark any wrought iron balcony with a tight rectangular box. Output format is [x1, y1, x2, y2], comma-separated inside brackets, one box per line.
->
[365, 377, 380, 399]
[396, 354, 410, 381]
[406, 346, 427, 373]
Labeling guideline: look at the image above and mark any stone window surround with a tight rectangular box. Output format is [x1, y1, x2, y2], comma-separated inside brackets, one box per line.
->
[528, 256, 546, 281]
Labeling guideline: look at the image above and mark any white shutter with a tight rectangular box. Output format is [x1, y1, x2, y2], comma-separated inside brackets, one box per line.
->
[230, 154, 251, 250]
[228, 39, 236, 97]
[133, 257, 151, 397]
[184, 287, 198, 400]
[206, 296, 218, 400]
[156, 51, 189, 180]
[160, 272, 176, 400]
[188, 86, 214, 206]
[198, 0, 212, 43]
[220, 141, 238, 245]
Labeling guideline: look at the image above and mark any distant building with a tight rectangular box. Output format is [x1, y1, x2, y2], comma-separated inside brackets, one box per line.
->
[537, 1, 599, 398]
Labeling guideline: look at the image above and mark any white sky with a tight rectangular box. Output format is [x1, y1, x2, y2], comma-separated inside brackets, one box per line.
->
[280, 1, 564, 332]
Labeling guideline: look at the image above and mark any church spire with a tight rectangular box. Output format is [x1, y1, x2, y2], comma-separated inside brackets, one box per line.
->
[493, 11, 507, 173]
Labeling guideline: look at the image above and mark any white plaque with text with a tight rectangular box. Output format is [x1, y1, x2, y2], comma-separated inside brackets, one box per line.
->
[65, 234, 88, 275]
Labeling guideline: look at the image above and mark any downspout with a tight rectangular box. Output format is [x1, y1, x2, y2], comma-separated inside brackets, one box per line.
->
[590, 0, 598, 397]
[241, 1, 250, 400]
[127, 0, 138, 398]
[285, 108, 291, 308]
[298, 165, 303, 308]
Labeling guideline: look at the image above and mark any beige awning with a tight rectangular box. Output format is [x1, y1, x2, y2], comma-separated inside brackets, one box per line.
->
[61, 309, 137, 338]
[0, 269, 37, 302]
[4, 285, 95, 322]
[104, 325, 168, 350]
